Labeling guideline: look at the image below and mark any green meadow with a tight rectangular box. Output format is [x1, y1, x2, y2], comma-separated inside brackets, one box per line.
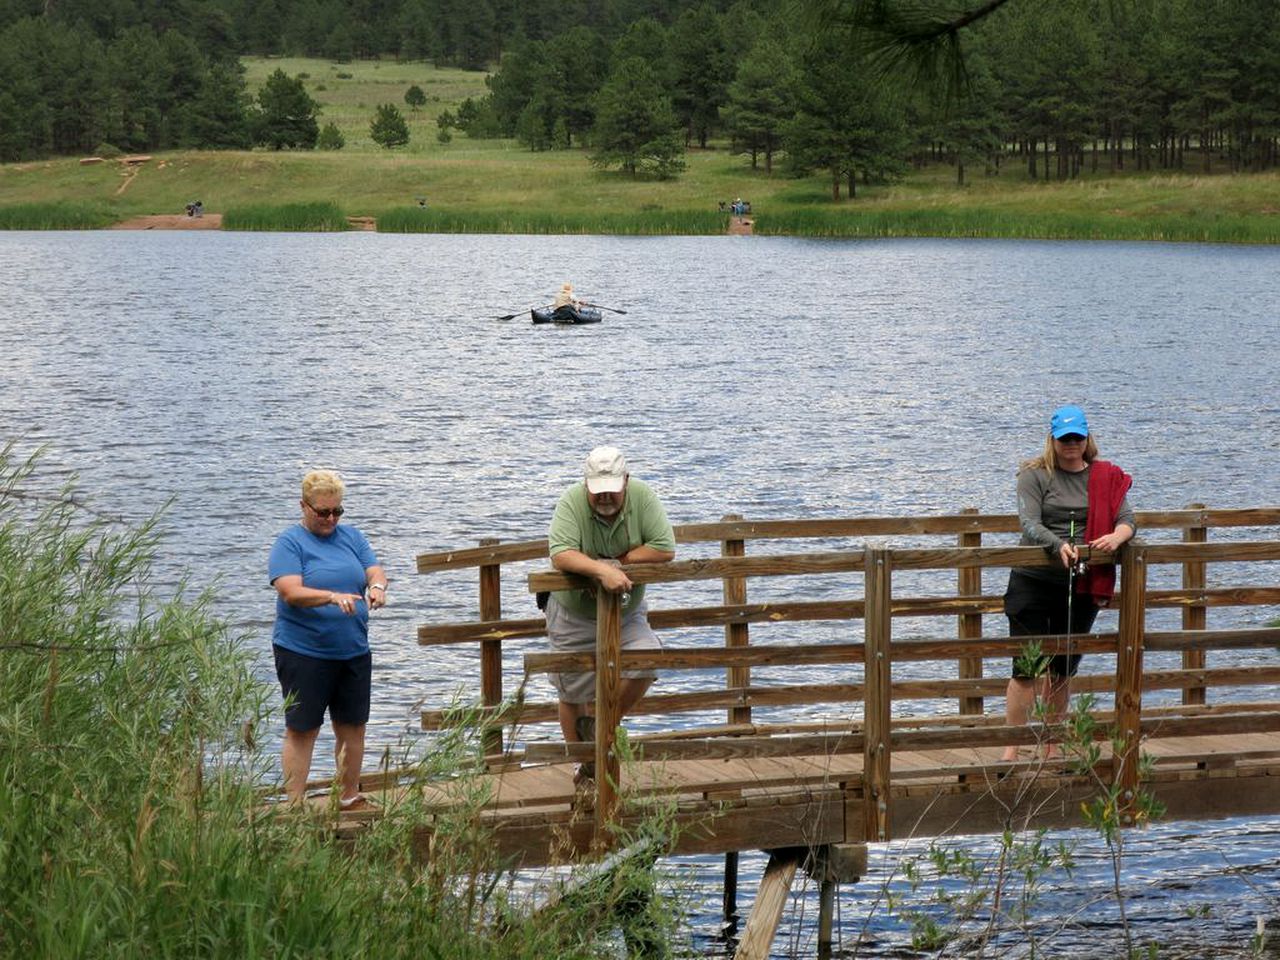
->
[2, 55, 1279, 241]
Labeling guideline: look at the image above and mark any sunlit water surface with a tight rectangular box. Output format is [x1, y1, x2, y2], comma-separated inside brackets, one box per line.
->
[2, 231, 1278, 957]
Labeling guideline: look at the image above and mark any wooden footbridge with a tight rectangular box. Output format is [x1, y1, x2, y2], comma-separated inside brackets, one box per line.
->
[382, 506, 1280, 956]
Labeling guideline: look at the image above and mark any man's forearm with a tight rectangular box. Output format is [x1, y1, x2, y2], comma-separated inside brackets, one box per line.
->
[619, 546, 675, 564]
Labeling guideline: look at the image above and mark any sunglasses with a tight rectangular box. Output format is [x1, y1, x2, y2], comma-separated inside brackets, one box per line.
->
[1056, 434, 1086, 443]
[305, 501, 345, 519]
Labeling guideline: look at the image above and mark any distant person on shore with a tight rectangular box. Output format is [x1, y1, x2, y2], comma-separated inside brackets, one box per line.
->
[269, 469, 388, 809]
[1001, 405, 1134, 762]
[546, 446, 675, 785]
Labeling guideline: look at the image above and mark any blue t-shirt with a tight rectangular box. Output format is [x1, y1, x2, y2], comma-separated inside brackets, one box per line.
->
[268, 523, 378, 659]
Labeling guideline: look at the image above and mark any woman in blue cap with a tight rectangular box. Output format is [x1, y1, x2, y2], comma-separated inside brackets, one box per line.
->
[1001, 405, 1135, 762]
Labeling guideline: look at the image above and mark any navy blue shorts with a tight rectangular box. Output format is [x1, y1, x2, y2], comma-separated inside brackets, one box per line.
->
[1004, 570, 1098, 679]
[273, 645, 372, 732]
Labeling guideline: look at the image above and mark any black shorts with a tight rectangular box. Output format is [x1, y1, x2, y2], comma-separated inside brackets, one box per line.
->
[273, 645, 372, 732]
[1004, 570, 1099, 679]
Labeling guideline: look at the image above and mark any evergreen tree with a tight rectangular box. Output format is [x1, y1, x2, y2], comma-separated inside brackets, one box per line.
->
[786, 33, 909, 199]
[590, 56, 685, 178]
[610, 17, 674, 89]
[722, 36, 796, 173]
[545, 26, 609, 145]
[179, 60, 253, 148]
[405, 84, 427, 110]
[253, 67, 320, 149]
[370, 102, 410, 147]
[317, 120, 346, 149]
[669, 3, 733, 147]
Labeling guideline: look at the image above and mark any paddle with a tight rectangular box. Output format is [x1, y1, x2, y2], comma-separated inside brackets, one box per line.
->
[580, 302, 628, 315]
[493, 312, 525, 320]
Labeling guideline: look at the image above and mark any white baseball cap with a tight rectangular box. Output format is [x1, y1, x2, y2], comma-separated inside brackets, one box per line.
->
[583, 446, 627, 494]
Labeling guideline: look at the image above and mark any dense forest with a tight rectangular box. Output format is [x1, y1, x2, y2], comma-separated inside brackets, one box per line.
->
[2, 0, 1278, 190]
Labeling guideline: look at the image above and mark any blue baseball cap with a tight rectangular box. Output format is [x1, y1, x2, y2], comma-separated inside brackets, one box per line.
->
[1050, 405, 1089, 439]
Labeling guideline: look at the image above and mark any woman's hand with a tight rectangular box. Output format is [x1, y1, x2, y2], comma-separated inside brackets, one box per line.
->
[1090, 529, 1131, 552]
[1058, 541, 1080, 569]
[328, 591, 364, 615]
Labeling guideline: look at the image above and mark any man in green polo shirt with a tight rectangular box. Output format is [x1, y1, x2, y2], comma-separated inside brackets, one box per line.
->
[546, 446, 676, 782]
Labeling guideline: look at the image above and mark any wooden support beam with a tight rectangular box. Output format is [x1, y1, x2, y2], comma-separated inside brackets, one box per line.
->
[863, 546, 892, 843]
[478, 538, 503, 757]
[594, 589, 623, 844]
[957, 507, 984, 715]
[721, 514, 748, 939]
[734, 849, 803, 960]
[1115, 542, 1147, 823]
[722, 514, 751, 726]
[1181, 503, 1207, 705]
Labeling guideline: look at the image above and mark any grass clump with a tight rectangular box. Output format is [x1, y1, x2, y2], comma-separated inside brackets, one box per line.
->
[0, 201, 115, 229]
[377, 206, 729, 235]
[756, 207, 1280, 244]
[0, 444, 685, 959]
[222, 201, 349, 232]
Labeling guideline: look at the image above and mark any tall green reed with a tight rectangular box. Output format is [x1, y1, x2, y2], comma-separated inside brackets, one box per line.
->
[0, 202, 115, 229]
[756, 208, 1280, 243]
[221, 202, 349, 232]
[376, 206, 728, 235]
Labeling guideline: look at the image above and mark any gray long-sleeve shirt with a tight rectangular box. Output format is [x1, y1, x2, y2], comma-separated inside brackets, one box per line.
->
[1016, 464, 1136, 583]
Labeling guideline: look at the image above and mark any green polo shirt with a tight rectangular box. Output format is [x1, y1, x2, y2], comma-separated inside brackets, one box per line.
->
[548, 477, 675, 619]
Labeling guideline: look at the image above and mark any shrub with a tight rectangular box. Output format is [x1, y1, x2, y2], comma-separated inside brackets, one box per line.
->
[317, 122, 345, 150]
[370, 103, 410, 149]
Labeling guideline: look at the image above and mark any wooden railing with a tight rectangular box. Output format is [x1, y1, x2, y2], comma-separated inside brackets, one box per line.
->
[416, 507, 1280, 840]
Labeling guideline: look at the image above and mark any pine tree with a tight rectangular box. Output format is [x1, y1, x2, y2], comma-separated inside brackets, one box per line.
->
[253, 68, 320, 149]
[590, 56, 685, 178]
[370, 102, 410, 148]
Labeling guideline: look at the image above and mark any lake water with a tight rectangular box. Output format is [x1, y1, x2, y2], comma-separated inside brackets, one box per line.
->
[2, 230, 1278, 957]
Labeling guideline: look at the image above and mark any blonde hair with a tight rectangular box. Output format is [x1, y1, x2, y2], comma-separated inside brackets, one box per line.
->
[301, 469, 345, 500]
[1021, 432, 1100, 473]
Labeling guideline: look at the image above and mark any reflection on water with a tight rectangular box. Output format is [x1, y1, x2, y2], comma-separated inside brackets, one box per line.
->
[2, 231, 1278, 956]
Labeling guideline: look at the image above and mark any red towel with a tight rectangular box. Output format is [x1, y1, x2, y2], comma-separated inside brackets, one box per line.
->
[1077, 459, 1133, 606]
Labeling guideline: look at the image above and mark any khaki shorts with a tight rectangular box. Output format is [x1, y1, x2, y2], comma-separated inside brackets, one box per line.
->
[545, 596, 661, 703]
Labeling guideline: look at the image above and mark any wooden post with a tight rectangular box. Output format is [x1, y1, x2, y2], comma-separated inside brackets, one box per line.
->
[1181, 503, 1208, 706]
[722, 514, 751, 724]
[863, 546, 892, 843]
[721, 514, 748, 928]
[594, 589, 623, 843]
[817, 876, 836, 959]
[478, 538, 503, 757]
[1114, 542, 1147, 823]
[957, 507, 984, 715]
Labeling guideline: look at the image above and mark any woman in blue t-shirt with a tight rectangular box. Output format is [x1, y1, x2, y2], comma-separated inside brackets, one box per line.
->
[268, 469, 387, 810]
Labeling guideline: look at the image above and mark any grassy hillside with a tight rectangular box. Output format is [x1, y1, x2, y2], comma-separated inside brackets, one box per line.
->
[2, 55, 1280, 241]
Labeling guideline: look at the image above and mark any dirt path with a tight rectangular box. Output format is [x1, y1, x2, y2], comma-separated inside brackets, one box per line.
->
[110, 214, 223, 230]
[728, 215, 754, 236]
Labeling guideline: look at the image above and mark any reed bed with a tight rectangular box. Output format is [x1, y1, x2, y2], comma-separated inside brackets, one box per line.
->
[0, 445, 684, 960]
[221, 201, 349, 232]
[0, 201, 115, 229]
[756, 207, 1280, 244]
[376, 206, 730, 236]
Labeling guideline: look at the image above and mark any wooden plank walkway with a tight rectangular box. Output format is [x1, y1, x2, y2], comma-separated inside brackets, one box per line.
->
[330, 725, 1280, 867]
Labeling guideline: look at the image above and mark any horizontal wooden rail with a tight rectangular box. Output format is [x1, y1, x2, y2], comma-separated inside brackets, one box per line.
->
[522, 706, 1280, 764]
[418, 586, 1280, 647]
[416, 507, 1280, 572]
[520, 626, 1280, 675]
[423, 669, 1280, 732]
